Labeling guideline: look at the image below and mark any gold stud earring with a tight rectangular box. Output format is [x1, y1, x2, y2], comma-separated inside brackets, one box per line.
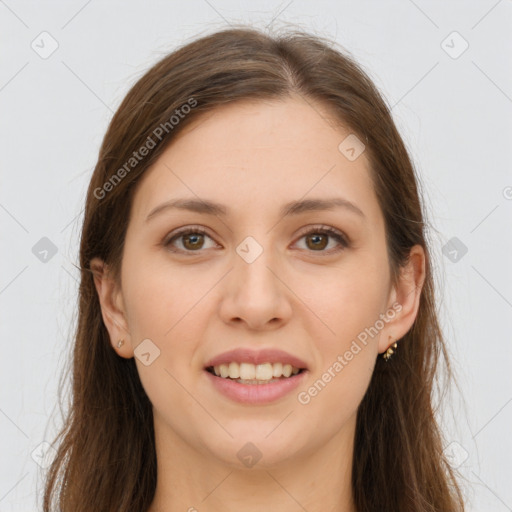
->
[382, 341, 398, 361]
[117, 339, 124, 348]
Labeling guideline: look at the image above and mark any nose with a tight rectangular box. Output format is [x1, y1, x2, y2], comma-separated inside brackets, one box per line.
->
[218, 243, 293, 331]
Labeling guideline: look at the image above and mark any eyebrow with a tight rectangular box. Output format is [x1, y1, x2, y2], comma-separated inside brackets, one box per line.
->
[145, 197, 365, 223]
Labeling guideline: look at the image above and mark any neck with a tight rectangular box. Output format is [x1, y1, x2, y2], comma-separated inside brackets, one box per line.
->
[148, 413, 357, 512]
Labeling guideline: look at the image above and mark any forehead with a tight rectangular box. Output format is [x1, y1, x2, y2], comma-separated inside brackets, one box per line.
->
[131, 97, 382, 227]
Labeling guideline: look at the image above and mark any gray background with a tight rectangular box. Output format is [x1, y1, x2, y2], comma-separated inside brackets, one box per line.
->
[1, 1, 511, 510]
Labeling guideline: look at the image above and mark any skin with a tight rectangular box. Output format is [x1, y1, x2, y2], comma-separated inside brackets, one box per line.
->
[91, 95, 425, 512]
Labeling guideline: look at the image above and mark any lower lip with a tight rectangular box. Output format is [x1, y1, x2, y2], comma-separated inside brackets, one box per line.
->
[204, 369, 308, 404]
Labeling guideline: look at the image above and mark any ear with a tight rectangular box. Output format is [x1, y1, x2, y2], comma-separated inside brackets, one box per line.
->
[90, 257, 134, 358]
[378, 244, 426, 354]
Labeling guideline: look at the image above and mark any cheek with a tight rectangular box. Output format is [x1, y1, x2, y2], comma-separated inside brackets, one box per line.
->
[121, 252, 212, 381]
[123, 258, 207, 418]
[121, 249, 209, 337]
[299, 259, 388, 345]
[301, 256, 386, 418]
[294, 335, 376, 454]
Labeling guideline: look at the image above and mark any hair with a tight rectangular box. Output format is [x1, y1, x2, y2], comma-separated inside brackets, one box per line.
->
[42, 25, 465, 511]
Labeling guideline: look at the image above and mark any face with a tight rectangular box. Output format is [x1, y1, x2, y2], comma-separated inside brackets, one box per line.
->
[94, 96, 417, 470]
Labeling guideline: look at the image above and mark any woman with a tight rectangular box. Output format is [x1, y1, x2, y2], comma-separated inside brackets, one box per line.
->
[43, 26, 466, 511]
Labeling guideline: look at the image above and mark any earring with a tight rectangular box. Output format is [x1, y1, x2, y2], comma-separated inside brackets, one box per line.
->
[117, 339, 124, 348]
[382, 341, 398, 361]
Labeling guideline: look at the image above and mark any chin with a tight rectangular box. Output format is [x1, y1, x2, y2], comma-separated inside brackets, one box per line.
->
[204, 432, 305, 470]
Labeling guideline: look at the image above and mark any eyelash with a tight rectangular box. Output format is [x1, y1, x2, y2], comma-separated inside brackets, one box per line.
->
[163, 225, 350, 256]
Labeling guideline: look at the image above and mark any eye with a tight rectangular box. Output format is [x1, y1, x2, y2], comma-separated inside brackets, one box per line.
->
[294, 225, 350, 254]
[163, 224, 350, 255]
[163, 226, 217, 253]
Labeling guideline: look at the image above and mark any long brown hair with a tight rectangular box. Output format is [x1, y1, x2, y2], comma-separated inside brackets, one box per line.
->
[42, 25, 465, 511]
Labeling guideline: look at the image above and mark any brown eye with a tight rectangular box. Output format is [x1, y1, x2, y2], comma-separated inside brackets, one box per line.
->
[305, 233, 328, 250]
[296, 226, 349, 253]
[164, 225, 349, 255]
[182, 233, 205, 250]
[164, 227, 216, 253]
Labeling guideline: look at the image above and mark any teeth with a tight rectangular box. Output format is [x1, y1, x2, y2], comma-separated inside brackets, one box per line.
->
[228, 362, 240, 379]
[240, 362, 255, 380]
[272, 362, 283, 377]
[211, 362, 302, 380]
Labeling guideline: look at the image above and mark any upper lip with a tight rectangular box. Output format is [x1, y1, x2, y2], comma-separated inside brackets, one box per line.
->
[204, 348, 309, 370]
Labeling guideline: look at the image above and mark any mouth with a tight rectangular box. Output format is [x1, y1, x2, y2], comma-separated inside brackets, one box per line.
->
[203, 348, 310, 403]
[204, 362, 309, 404]
[205, 362, 307, 385]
